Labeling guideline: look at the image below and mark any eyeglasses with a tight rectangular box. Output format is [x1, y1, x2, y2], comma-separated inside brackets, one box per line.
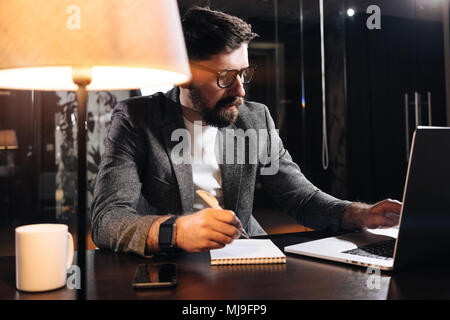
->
[190, 62, 257, 89]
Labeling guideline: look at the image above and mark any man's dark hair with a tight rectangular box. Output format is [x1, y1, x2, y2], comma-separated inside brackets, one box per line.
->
[181, 6, 258, 61]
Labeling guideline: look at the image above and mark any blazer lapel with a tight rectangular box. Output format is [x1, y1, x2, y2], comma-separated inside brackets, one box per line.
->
[161, 89, 195, 213]
[219, 124, 243, 213]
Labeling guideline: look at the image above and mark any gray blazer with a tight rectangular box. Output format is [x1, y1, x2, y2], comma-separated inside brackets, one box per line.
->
[90, 87, 351, 256]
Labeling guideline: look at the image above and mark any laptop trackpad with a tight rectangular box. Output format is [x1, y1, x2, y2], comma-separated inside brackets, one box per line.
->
[336, 227, 398, 249]
[284, 227, 398, 256]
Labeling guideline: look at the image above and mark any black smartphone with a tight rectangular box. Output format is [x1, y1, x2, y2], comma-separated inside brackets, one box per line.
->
[132, 263, 177, 289]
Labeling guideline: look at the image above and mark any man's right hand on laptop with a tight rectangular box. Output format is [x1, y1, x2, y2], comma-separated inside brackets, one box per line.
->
[341, 199, 402, 230]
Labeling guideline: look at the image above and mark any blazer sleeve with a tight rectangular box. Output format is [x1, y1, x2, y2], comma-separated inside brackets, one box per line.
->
[257, 105, 352, 232]
[90, 101, 157, 257]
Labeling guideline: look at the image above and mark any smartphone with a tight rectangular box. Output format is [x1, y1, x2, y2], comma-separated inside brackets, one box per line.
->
[132, 263, 177, 289]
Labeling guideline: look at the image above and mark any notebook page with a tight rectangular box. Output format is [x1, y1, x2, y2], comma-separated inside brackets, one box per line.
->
[210, 239, 286, 265]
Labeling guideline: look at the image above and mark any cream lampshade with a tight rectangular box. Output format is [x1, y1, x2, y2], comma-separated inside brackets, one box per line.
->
[0, 0, 191, 90]
[0, 0, 191, 298]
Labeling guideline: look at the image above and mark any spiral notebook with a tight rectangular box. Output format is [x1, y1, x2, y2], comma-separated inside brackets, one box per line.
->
[210, 239, 287, 265]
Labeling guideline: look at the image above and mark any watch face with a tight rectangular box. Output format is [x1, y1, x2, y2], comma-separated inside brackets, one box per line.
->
[159, 218, 176, 248]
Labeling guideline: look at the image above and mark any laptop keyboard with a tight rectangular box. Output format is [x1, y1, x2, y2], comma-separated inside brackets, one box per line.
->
[342, 239, 395, 261]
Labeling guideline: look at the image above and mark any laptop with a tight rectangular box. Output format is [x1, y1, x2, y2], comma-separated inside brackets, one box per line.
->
[285, 127, 450, 271]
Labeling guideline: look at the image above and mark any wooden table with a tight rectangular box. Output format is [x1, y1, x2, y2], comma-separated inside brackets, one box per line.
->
[1, 231, 450, 300]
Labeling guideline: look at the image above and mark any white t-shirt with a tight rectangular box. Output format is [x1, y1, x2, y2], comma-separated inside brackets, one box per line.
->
[183, 116, 224, 210]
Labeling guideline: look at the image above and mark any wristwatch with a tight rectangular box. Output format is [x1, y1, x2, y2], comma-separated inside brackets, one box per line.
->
[158, 216, 177, 250]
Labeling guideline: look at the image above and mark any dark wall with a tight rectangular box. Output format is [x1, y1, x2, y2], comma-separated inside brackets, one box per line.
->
[345, 1, 447, 202]
[299, 0, 447, 203]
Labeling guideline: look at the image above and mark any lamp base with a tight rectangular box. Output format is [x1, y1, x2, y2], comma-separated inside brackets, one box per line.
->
[73, 70, 92, 300]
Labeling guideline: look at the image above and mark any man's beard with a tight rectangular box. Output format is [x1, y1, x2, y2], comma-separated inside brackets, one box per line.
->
[189, 85, 243, 128]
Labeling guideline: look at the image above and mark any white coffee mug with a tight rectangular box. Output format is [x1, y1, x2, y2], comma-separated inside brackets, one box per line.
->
[15, 224, 74, 292]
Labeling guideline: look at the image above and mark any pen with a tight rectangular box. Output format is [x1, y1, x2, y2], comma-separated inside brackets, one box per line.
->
[196, 190, 250, 239]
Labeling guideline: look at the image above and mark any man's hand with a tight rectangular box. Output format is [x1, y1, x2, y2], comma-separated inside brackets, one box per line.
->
[175, 208, 241, 252]
[341, 199, 402, 230]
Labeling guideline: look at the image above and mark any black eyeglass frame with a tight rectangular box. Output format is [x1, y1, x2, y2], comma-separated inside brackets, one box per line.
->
[190, 62, 257, 89]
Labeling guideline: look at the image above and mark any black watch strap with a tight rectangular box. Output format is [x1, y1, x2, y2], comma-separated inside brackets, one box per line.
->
[158, 216, 177, 250]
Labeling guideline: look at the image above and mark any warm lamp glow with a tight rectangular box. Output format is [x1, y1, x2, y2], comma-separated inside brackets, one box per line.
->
[0, 66, 190, 91]
[0, 67, 76, 91]
[89, 67, 189, 91]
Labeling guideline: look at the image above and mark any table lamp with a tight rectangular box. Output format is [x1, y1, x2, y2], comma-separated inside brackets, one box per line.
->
[0, 0, 191, 299]
[0, 130, 18, 167]
[0, 130, 18, 150]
